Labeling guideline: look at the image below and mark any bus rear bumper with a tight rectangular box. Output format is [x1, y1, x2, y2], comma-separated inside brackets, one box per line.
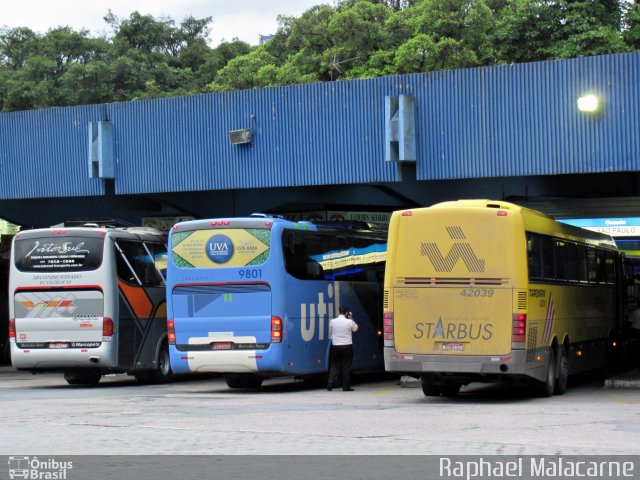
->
[169, 347, 284, 375]
[10, 343, 117, 370]
[384, 348, 550, 383]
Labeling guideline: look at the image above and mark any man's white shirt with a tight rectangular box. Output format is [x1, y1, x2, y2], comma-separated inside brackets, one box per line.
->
[329, 314, 358, 345]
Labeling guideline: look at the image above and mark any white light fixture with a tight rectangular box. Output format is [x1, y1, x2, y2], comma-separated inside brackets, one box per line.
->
[577, 94, 600, 113]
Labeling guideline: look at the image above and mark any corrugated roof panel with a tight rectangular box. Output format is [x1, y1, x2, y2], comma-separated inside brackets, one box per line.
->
[0, 105, 106, 199]
[0, 52, 637, 198]
[417, 52, 640, 180]
[112, 80, 402, 194]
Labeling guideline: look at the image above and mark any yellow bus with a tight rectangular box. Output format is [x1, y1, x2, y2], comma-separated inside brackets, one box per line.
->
[383, 200, 627, 397]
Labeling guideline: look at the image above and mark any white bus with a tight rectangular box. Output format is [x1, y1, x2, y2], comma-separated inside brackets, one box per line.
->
[9, 224, 171, 385]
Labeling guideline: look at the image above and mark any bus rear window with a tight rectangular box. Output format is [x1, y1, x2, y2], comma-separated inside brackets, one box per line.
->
[13, 236, 104, 272]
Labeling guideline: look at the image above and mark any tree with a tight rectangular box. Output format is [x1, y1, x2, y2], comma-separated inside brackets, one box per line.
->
[196, 39, 252, 87]
[0, 27, 39, 70]
[495, 0, 630, 63]
[209, 47, 277, 91]
[0, 1, 638, 110]
[623, 1, 640, 48]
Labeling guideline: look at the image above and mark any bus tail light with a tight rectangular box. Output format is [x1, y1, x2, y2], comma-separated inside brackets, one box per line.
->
[8, 318, 15, 341]
[167, 319, 176, 345]
[103, 317, 114, 341]
[512, 313, 526, 344]
[271, 316, 283, 343]
[383, 312, 394, 347]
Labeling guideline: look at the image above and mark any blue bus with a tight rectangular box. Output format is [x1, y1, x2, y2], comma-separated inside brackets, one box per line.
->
[166, 215, 387, 388]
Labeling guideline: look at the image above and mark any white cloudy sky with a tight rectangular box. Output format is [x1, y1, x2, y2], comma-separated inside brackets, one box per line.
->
[1, 0, 330, 46]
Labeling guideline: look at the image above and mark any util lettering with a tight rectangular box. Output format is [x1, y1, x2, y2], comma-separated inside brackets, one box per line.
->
[300, 283, 340, 342]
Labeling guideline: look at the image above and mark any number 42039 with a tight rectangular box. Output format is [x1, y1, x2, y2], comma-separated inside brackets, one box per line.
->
[459, 288, 494, 297]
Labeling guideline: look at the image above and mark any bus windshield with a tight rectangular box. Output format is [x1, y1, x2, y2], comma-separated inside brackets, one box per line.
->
[13, 235, 104, 272]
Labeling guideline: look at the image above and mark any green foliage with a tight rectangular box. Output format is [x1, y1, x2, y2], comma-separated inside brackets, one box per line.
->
[623, 2, 640, 49]
[0, 1, 637, 111]
[495, 0, 630, 63]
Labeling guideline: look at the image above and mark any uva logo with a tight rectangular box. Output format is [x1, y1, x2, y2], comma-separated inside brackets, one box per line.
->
[206, 235, 234, 264]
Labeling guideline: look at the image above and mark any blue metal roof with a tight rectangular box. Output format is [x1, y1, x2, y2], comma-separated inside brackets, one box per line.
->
[109, 80, 403, 195]
[0, 52, 637, 200]
[0, 105, 107, 199]
[416, 53, 640, 180]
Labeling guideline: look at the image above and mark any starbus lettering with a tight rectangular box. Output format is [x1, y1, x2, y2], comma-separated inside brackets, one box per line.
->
[300, 283, 340, 342]
[414, 317, 493, 341]
[26, 241, 89, 258]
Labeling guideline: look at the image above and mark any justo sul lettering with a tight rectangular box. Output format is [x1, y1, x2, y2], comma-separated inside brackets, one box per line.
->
[300, 283, 340, 341]
[26, 241, 89, 257]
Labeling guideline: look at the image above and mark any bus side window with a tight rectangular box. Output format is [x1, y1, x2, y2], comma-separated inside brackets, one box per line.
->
[145, 242, 168, 282]
[541, 236, 555, 280]
[604, 250, 616, 284]
[116, 241, 138, 284]
[282, 231, 324, 280]
[116, 240, 165, 287]
[595, 249, 607, 284]
[576, 244, 588, 283]
[564, 242, 579, 282]
[527, 233, 543, 280]
[554, 240, 568, 281]
[587, 247, 598, 283]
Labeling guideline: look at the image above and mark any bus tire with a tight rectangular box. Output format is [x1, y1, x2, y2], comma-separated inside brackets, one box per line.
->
[136, 347, 173, 384]
[150, 347, 173, 383]
[440, 384, 461, 397]
[421, 376, 441, 397]
[537, 351, 556, 397]
[64, 370, 102, 386]
[555, 349, 569, 395]
[226, 375, 263, 389]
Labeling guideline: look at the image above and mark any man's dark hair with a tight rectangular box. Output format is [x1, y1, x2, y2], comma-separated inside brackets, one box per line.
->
[338, 306, 348, 315]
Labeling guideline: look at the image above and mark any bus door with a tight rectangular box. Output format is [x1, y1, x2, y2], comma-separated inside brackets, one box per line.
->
[114, 239, 167, 370]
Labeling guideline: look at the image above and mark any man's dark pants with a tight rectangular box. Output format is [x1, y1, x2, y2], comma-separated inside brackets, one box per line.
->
[328, 344, 354, 390]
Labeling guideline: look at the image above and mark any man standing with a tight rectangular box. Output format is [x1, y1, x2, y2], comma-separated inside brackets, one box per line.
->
[327, 306, 358, 391]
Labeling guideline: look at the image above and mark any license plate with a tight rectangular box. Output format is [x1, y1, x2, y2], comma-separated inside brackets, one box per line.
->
[441, 342, 464, 351]
[211, 342, 232, 350]
[49, 342, 69, 349]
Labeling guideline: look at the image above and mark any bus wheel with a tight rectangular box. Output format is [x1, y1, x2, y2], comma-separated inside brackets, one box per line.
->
[137, 347, 173, 384]
[440, 384, 461, 397]
[536, 351, 556, 397]
[555, 349, 569, 395]
[151, 347, 173, 383]
[64, 370, 102, 386]
[226, 375, 263, 389]
[421, 376, 441, 397]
